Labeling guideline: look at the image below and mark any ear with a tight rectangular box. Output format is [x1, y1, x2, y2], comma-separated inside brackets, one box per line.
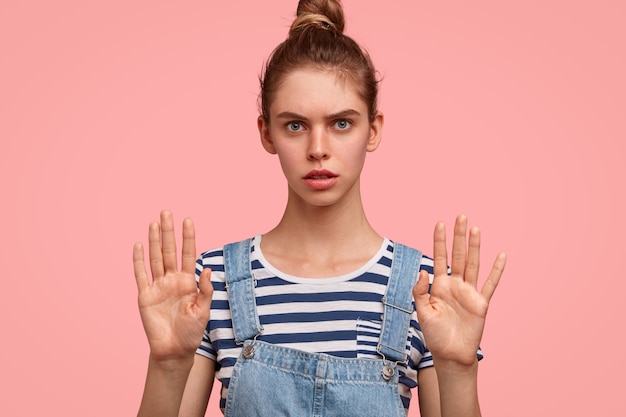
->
[258, 116, 277, 154]
[366, 112, 384, 152]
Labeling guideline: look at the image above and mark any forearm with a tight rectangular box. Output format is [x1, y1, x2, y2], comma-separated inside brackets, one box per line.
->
[137, 355, 194, 417]
[435, 360, 481, 417]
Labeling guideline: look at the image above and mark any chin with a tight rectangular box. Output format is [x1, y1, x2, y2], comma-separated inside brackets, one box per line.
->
[304, 191, 357, 209]
[288, 182, 360, 209]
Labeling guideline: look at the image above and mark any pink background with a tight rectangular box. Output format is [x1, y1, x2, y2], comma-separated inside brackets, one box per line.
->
[1, 0, 624, 415]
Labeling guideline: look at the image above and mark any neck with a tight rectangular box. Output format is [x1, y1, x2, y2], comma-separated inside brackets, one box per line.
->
[262, 185, 382, 260]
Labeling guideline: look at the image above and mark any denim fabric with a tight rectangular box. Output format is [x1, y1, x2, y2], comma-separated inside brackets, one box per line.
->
[223, 238, 263, 343]
[224, 341, 406, 417]
[223, 239, 422, 417]
[378, 243, 423, 363]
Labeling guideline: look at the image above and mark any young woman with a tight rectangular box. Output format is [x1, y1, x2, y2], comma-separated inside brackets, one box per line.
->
[133, 1, 506, 416]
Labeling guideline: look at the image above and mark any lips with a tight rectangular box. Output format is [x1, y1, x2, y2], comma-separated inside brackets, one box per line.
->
[303, 169, 338, 190]
[304, 169, 337, 180]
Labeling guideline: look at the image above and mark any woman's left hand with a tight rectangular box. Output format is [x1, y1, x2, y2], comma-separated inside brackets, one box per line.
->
[412, 215, 506, 368]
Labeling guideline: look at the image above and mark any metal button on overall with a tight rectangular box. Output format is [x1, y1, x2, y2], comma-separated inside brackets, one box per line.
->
[242, 345, 255, 359]
[381, 365, 395, 381]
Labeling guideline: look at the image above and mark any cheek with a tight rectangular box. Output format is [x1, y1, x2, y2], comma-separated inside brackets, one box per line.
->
[274, 146, 301, 174]
[340, 135, 370, 159]
[335, 144, 368, 175]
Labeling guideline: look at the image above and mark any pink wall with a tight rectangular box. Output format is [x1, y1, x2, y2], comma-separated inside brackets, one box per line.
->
[1, 0, 624, 415]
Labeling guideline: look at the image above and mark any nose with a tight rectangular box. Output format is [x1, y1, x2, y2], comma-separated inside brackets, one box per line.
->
[307, 128, 330, 161]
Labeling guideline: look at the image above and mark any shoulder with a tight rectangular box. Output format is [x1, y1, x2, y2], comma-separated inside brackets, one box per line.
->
[196, 236, 260, 278]
[387, 240, 434, 272]
[197, 247, 225, 271]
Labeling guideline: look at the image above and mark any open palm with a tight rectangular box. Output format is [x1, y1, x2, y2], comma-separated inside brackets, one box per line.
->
[413, 215, 506, 366]
[133, 210, 213, 362]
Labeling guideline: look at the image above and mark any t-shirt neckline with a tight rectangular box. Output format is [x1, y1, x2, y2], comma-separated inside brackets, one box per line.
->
[251, 234, 391, 284]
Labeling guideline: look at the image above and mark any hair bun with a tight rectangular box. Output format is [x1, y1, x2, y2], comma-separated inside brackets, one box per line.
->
[290, 0, 345, 34]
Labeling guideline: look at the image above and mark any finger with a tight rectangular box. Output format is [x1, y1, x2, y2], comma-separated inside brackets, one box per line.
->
[433, 221, 448, 277]
[465, 226, 480, 287]
[148, 221, 164, 279]
[160, 210, 178, 272]
[413, 270, 431, 318]
[450, 214, 467, 277]
[481, 252, 507, 302]
[197, 268, 214, 313]
[181, 217, 197, 274]
[133, 242, 149, 292]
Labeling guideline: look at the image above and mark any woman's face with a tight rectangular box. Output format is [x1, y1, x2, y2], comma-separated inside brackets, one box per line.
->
[258, 68, 383, 208]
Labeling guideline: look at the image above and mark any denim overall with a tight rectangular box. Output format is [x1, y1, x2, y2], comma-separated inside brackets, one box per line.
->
[222, 238, 422, 417]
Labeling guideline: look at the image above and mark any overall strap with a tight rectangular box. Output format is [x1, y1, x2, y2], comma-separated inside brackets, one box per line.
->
[223, 238, 263, 344]
[377, 242, 423, 363]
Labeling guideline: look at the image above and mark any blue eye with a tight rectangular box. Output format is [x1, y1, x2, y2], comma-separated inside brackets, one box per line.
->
[334, 120, 351, 130]
[287, 122, 303, 132]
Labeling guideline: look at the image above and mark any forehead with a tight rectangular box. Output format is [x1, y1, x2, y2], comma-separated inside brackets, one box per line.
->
[269, 68, 367, 117]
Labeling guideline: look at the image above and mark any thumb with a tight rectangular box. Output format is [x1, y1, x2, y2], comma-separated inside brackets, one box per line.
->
[412, 270, 430, 317]
[197, 267, 214, 311]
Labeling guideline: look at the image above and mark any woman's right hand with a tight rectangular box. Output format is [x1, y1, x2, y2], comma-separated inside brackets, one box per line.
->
[133, 210, 213, 363]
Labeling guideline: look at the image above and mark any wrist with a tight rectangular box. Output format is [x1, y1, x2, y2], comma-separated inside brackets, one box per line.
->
[433, 357, 479, 377]
[139, 354, 195, 417]
[433, 359, 481, 417]
[148, 353, 195, 373]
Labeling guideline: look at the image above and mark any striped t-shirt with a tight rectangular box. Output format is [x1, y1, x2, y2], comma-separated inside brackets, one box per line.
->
[195, 235, 435, 412]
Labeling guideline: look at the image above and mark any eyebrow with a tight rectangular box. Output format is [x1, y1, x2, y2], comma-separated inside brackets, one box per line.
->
[275, 109, 362, 120]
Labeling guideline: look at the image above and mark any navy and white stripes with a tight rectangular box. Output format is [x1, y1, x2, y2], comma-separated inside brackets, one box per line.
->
[195, 235, 435, 412]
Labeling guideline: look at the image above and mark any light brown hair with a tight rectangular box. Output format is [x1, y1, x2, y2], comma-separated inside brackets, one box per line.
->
[260, 0, 380, 122]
